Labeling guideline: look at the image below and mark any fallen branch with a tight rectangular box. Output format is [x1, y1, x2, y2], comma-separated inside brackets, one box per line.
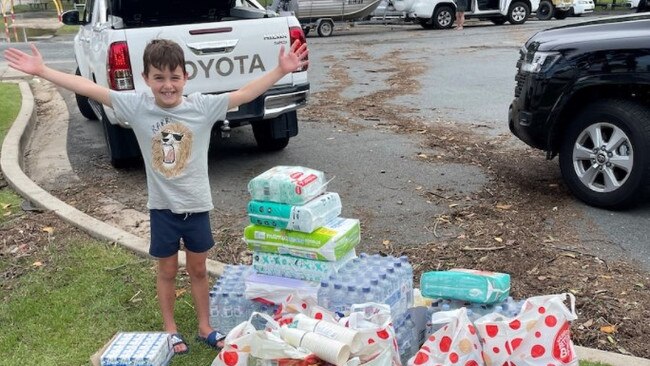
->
[461, 245, 506, 251]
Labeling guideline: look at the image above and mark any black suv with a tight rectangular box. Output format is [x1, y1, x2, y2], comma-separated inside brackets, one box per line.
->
[509, 14, 650, 209]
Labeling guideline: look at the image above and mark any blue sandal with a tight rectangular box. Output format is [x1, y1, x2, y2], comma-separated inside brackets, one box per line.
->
[196, 330, 226, 349]
[170, 333, 189, 355]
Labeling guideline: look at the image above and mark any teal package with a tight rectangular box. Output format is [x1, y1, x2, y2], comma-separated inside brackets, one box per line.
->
[420, 269, 510, 304]
[247, 192, 342, 233]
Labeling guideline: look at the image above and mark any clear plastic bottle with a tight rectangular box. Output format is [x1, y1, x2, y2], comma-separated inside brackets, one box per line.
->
[233, 293, 247, 328]
[330, 282, 347, 315]
[399, 256, 414, 307]
[219, 293, 234, 333]
[317, 281, 331, 309]
[346, 285, 357, 310]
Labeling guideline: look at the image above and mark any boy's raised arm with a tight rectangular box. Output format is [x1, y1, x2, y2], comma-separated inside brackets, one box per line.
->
[228, 40, 308, 110]
[3, 43, 112, 108]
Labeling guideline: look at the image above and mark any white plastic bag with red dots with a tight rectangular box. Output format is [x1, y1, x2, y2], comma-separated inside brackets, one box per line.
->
[407, 308, 484, 366]
[341, 303, 402, 366]
[474, 293, 578, 366]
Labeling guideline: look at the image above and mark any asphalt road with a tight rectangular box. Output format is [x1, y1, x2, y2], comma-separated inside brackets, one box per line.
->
[4, 12, 649, 271]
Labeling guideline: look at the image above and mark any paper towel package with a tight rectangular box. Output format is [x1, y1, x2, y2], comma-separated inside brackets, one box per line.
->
[100, 332, 173, 366]
[244, 217, 360, 261]
[247, 166, 327, 205]
[420, 268, 511, 304]
[248, 192, 342, 233]
[252, 249, 356, 282]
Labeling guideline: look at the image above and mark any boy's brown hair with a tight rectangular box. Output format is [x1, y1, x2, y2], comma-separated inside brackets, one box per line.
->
[143, 39, 187, 75]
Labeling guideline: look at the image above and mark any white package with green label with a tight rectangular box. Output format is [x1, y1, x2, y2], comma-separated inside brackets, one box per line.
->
[248, 192, 342, 233]
[247, 166, 327, 205]
[244, 217, 360, 261]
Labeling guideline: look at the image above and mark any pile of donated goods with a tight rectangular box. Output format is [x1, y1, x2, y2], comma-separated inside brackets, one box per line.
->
[99, 166, 580, 366]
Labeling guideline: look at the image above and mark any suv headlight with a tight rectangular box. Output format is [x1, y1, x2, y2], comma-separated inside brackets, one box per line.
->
[521, 51, 561, 73]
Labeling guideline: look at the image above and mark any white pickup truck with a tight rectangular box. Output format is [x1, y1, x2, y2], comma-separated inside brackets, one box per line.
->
[61, 0, 310, 168]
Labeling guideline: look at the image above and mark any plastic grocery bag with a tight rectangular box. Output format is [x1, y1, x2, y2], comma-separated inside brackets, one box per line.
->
[212, 312, 313, 366]
[341, 303, 402, 366]
[407, 308, 483, 366]
[474, 293, 578, 366]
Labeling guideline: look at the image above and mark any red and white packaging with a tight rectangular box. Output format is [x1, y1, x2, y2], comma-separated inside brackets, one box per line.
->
[408, 308, 483, 366]
[474, 293, 578, 366]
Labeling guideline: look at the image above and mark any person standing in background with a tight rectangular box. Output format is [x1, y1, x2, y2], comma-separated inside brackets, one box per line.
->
[455, 0, 467, 29]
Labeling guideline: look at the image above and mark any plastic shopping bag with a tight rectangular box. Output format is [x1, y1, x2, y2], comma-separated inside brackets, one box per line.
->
[407, 308, 483, 366]
[342, 303, 402, 366]
[212, 312, 313, 366]
[474, 293, 578, 366]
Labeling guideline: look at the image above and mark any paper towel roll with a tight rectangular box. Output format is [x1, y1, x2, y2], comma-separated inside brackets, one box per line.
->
[300, 331, 351, 366]
[293, 314, 362, 353]
[279, 327, 307, 348]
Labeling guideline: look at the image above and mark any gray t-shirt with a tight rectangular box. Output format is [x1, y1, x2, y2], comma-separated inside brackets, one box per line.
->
[110, 91, 229, 213]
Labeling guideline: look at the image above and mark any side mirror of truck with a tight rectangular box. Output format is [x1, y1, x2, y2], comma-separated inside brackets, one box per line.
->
[61, 10, 87, 26]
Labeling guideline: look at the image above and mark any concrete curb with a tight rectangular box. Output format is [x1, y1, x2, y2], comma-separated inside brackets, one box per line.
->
[2, 77, 650, 366]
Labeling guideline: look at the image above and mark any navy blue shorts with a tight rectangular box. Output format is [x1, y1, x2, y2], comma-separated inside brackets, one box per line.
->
[149, 209, 215, 258]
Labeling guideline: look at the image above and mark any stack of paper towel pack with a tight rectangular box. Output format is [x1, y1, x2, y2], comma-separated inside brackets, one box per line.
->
[245, 166, 360, 283]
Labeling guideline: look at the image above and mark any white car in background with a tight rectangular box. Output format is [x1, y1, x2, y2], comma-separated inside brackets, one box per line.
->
[570, 0, 595, 15]
[626, 0, 641, 8]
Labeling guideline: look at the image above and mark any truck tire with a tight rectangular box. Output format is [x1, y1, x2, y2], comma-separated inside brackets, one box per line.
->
[433, 5, 455, 29]
[558, 100, 650, 209]
[554, 9, 569, 19]
[74, 68, 98, 120]
[100, 106, 142, 169]
[317, 19, 334, 37]
[252, 111, 298, 151]
[507, 1, 530, 24]
[536, 0, 555, 20]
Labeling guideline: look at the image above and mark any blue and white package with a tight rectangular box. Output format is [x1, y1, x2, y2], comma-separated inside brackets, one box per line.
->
[248, 192, 342, 233]
[100, 332, 173, 366]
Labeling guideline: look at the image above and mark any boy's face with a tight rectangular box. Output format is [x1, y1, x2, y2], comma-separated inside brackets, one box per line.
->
[142, 65, 188, 109]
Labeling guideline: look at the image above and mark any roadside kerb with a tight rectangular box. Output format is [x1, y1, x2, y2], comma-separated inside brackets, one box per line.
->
[1, 75, 649, 366]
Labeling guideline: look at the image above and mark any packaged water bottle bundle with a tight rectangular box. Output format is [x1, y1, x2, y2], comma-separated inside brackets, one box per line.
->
[248, 192, 342, 233]
[247, 166, 328, 205]
[244, 217, 360, 261]
[420, 268, 510, 304]
[100, 332, 173, 366]
[252, 249, 357, 282]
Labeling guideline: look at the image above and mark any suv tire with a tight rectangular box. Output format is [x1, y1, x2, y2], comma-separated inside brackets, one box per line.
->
[74, 68, 98, 120]
[536, 0, 555, 20]
[507, 1, 530, 24]
[433, 5, 455, 29]
[100, 106, 142, 169]
[559, 100, 650, 209]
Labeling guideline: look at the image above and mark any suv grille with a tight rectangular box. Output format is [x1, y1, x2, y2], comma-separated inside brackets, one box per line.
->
[514, 51, 526, 98]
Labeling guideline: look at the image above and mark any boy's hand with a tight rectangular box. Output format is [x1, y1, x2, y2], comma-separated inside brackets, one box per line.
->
[278, 40, 309, 74]
[3, 43, 46, 76]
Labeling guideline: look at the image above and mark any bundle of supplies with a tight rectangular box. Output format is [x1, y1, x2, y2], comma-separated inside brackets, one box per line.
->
[252, 249, 356, 282]
[100, 332, 173, 366]
[420, 268, 510, 304]
[248, 192, 342, 233]
[247, 165, 328, 205]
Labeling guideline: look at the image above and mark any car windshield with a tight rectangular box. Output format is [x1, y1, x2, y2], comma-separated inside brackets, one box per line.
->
[110, 0, 237, 27]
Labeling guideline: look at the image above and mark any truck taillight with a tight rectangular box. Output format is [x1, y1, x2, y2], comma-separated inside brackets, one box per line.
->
[108, 41, 134, 90]
[289, 26, 308, 72]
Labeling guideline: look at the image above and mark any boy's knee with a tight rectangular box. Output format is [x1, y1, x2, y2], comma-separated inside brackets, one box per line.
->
[186, 263, 208, 279]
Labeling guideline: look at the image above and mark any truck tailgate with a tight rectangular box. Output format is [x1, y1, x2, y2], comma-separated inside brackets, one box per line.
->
[123, 17, 294, 94]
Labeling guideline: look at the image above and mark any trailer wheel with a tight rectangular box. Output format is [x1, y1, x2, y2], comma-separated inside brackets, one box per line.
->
[536, 0, 554, 20]
[317, 19, 334, 37]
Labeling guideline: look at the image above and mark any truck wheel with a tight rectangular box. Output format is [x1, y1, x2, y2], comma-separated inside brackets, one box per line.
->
[100, 107, 142, 169]
[433, 5, 455, 29]
[507, 1, 530, 24]
[554, 9, 569, 19]
[74, 68, 98, 120]
[536, 0, 554, 20]
[559, 100, 650, 209]
[252, 111, 298, 151]
[317, 20, 334, 37]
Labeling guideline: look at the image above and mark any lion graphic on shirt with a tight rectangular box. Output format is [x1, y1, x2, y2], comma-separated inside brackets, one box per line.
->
[151, 122, 192, 178]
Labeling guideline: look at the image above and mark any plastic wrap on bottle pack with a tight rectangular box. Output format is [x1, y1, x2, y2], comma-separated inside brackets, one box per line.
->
[247, 166, 327, 205]
[248, 192, 342, 233]
[244, 217, 360, 261]
[252, 249, 356, 282]
[420, 268, 510, 304]
[100, 332, 173, 366]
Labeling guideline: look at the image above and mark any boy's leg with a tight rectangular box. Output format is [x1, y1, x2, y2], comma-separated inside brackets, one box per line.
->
[157, 254, 188, 353]
[185, 250, 213, 338]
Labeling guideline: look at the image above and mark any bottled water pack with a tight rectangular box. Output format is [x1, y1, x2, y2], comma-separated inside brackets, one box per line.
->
[100, 332, 173, 366]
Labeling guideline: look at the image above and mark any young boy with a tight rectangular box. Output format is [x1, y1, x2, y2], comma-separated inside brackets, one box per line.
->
[3, 39, 308, 354]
